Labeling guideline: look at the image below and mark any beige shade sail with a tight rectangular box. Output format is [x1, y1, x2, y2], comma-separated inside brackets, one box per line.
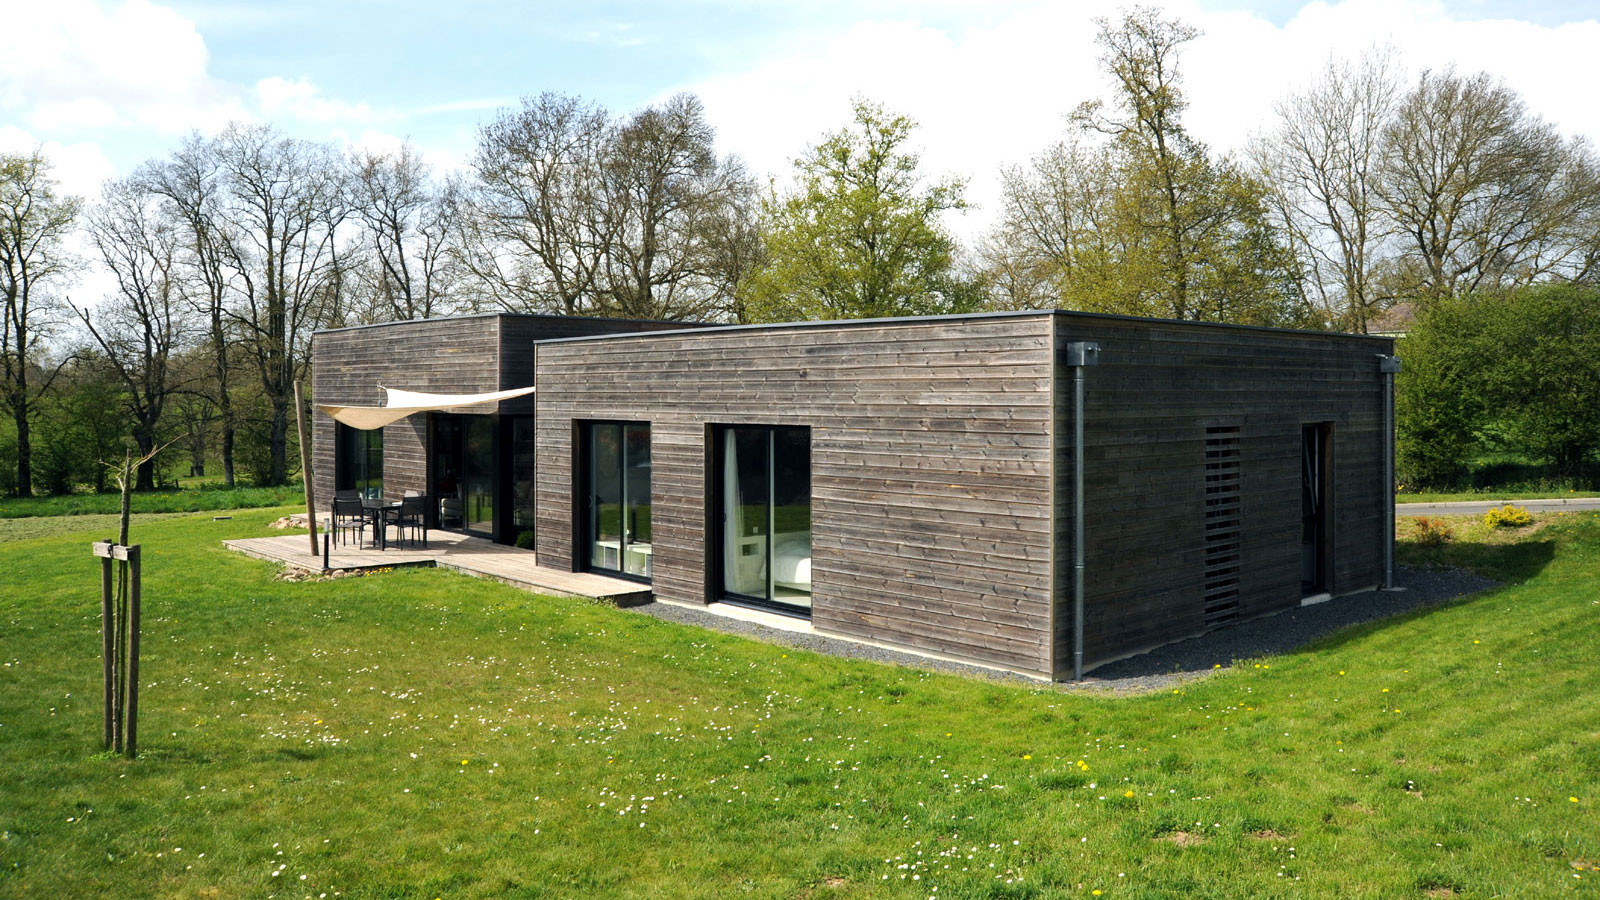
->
[316, 385, 535, 430]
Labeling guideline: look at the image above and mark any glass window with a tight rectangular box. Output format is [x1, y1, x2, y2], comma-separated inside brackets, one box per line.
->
[463, 416, 495, 536]
[717, 425, 811, 615]
[585, 422, 651, 580]
[511, 417, 536, 544]
[335, 423, 383, 500]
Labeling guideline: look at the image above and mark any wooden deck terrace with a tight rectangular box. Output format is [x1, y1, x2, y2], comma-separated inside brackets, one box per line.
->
[223, 527, 653, 605]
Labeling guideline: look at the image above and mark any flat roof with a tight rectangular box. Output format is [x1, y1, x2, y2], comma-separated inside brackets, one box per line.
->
[531, 308, 1395, 347]
[312, 310, 701, 337]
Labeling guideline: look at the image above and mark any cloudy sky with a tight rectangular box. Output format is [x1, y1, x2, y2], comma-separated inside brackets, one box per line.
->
[4, 0, 1599, 240]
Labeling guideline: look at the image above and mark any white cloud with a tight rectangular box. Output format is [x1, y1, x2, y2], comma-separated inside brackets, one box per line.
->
[688, 0, 1600, 240]
[256, 76, 383, 126]
[0, 0, 246, 135]
[0, 126, 117, 199]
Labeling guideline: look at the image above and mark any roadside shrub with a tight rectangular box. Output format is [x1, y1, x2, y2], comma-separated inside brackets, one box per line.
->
[1398, 285, 1600, 490]
[1483, 504, 1533, 529]
[1410, 516, 1453, 546]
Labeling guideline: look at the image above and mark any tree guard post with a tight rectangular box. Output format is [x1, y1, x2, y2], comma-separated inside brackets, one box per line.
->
[99, 540, 114, 750]
[92, 539, 143, 757]
[293, 380, 320, 556]
[126, 545, 141, 757]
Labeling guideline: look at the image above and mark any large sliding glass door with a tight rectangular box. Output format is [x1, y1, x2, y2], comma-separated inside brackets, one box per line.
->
[716, 425, 811, 616]
[462, 416, 495, 536]
[432, 414, 497, 538]
[584, 423, 652, 580]
[335, 423, 383, 499]
[509, 417, 536, 544]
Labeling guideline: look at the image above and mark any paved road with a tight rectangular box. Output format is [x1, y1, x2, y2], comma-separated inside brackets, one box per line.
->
[1396, 497, 1600, 517]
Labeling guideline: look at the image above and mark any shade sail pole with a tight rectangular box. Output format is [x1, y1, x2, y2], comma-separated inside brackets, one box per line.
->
[294, 380, 319, 556]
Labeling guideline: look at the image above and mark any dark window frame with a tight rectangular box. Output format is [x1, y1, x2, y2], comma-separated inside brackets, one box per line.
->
[334, 422, 383, 499]
[711, 424, 812, 619]
[1301, 421, 1335, 596]
[578, 420, 653, 584]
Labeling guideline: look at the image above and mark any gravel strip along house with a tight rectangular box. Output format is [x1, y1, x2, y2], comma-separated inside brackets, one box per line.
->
[312, 309, 1398, 680]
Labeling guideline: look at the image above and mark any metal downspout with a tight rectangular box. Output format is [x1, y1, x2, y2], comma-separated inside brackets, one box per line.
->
[1066, 342, 1100, 680]
[1379, 355, 1401, 590]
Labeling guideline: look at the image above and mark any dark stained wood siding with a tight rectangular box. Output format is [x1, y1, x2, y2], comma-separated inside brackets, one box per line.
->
[497, 316, 693, 416]
[311, 317, 501, 508]
[311, 314, 695, 512]
[1051, 315, 1393, 674]
[315, 309, 1391, 681]
[535, 316, 1060, 677]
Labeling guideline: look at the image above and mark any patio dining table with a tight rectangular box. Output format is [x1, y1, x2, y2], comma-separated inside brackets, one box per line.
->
[360, 498, 402, 550]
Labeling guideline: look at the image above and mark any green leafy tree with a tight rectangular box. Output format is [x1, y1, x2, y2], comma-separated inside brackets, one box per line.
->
[987, 8, 1301, 326]
[1475, 285, 1600, 475]
[0, 150, 81, 497]
[742, 99, 973, 323]
[32, 351, 128, 495]
[1396, 296, 1486, 487]
[1398, 285, 1600, 488]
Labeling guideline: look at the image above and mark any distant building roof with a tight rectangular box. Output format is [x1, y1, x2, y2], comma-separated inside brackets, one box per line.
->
[1367, 301, 1416, 337]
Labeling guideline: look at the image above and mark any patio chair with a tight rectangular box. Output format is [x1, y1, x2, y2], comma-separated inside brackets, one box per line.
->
[333, 489, 360, 501]
[439, 489, 463, 528]
[330, 497, 366, 548]
[387, 494, 429, 549]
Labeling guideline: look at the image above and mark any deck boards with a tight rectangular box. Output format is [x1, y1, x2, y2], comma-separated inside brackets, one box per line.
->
[223, 530, 652, 605]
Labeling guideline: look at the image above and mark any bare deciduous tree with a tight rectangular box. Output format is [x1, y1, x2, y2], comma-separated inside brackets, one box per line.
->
[349, 143, 460, 322]
[142, 135, 241, 485]
[601, 93, 754, 320]
[1253, 49, 1401, 331]
[215, 123, 350, 486]
[79, 177, 187, 490]
[700, 172, 765, 323]
[981, 138, 1122, 310]
[462, 91, 758, 321]
[1378, 68, 1596, 300]
[463, 93, 614, 315]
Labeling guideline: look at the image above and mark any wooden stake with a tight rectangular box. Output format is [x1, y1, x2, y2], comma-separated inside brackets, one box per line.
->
[100, 546, 114, 750]
[293, 380, 319, 556]
[114, 452, 130, 753]
[126, 545, 141, 757]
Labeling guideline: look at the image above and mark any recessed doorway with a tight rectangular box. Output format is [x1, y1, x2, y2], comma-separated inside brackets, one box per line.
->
[1301, 422, 1334, 596]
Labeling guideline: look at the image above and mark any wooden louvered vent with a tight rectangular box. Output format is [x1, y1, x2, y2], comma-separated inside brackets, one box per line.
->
[1203, 426, 1242, 626]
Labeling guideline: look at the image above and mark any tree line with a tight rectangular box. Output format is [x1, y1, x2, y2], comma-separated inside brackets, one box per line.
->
[4, 6, 1596, 496]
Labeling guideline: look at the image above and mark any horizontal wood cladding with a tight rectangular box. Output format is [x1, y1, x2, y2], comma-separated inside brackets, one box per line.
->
[1053, 316, 1393, 675]
[305, 313, 694, 506]
[311, 317, 501, 504]
[497, 316, 694, 415]
[315, 308, 1390, 681]
[536, 316, 1059, 677]
[311, 314, 694, 503]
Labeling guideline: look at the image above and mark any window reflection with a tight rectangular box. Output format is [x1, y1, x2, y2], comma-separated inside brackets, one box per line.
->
[586, 422, 651, 580]
[719, 426, 810, 614]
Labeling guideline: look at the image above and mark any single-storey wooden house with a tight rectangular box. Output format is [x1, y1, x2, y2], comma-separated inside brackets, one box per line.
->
[312, 310, 1398, 680]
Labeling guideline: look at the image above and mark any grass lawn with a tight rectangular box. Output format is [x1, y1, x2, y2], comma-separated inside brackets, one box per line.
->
[3, 508, 1599, 899]
[0, 485, 304, 519]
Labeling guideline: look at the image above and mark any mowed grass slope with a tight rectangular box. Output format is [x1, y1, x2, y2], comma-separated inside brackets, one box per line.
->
[1, 510, 1598, 899]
